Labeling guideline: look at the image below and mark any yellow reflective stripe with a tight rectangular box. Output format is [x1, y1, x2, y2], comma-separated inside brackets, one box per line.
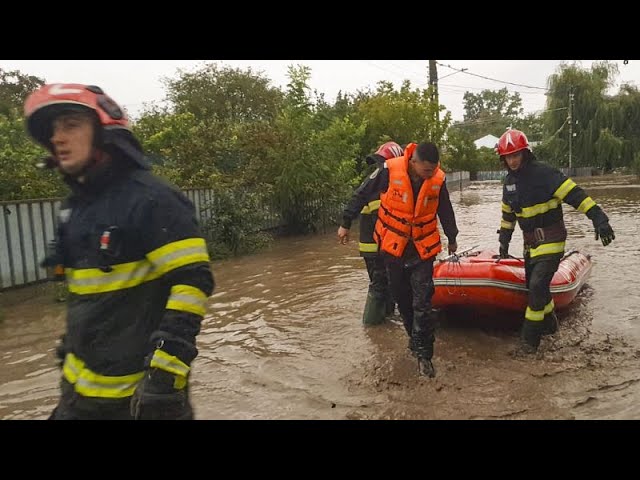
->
[553, 179, 576, 200]
[62, 353, 144, 398]
[501, 202, 512, 213]
[360, 200, 381, 215]
[525, 306, 545, 322]
[75, 372, 143, 398]
[66, 238, 210, 295]
[544, 300, 555, 314]
[526, 300, 555, 322]
[147, 238, 210, 277]
[62, 353, 83, 384]
[577, 197, 596, 214]
[166, 284, 207, 316]
[66, 259, 154, 294]
[150, 349, 190, 380]
[501, 220, 516, 230]
[529, 241, 565, 258]
[516, 198, 561, 218]
[359, 242, 379, 253]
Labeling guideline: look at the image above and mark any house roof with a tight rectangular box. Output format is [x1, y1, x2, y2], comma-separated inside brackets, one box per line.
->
[474, 134, 500, 149]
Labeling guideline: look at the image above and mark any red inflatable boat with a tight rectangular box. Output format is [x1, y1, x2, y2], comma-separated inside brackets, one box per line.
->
[432, 248, 592, 312]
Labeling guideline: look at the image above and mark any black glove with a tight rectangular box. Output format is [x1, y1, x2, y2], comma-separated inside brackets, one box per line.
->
[499, 243, 509, 259]
[594, 220, 615, 246]
[130, 368, 192, 420]
[54, 335, 67, 368]
[41, 240, 65, 281]
[587, 205, 615, 247]
[41, 240, 59, 267]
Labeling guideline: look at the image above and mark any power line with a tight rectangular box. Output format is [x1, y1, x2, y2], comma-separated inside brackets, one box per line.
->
[438, 82, 547, 95]
[436, 62, 548, 91]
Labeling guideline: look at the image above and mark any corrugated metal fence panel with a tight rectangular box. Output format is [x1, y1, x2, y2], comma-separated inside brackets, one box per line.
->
[5, 203, 24, 286]
[446, 171, 471, 192]
[1, 199, 61, 290]
[31, 202, 48, 282]
[478, 167, 594, 181]
[559, 167, 592, 177]
[476, 170, 508, 181]
[0, 205, 13, 289]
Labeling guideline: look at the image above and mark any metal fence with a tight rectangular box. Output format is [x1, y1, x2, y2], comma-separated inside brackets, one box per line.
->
[1, 171, 471, 291]
[447, 171, 471, 191]
[1, 198, 62, 290]
[476, 167, 593, 182]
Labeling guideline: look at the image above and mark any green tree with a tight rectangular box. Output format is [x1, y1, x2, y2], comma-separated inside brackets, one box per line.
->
[609, 83, 640, 168]
[0, 113, 65, 200]
[457, 88, 523, 139]
[264, 65, 365, 233]
[163, 62, 283, 123]
[352, 80, 451, 177]
[514, 112, 545, 143]
[544, 61, 619, 169]
[0, 69, 45, 116]
[442, 128, 478, 173]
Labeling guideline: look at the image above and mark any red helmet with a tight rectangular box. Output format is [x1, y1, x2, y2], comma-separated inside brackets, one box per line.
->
[375, 141, 403, 160]
[496, 129, 530, 156]
[24, 83, 130, 150]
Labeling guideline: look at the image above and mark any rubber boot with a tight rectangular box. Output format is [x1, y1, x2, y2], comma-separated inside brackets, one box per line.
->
[385, 298, 396, 317]
[541, 312, 559, 336]
[514, 320, 542, 355]
[411, 333, 436, 378]
[417, 358, 436, 378]
[362, 292, 387, 326]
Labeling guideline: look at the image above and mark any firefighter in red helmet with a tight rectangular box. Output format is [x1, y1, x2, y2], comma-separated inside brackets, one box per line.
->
[338, 142, 403, 326]
[496, 128, 615, 355]
[25, 83, 215, 419]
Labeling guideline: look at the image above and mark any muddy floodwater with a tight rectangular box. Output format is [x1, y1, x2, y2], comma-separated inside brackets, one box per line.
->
[1, 176, 639, 420]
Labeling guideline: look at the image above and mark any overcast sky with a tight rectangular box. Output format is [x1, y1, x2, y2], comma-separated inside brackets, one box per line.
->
[1, 60, 636, 122]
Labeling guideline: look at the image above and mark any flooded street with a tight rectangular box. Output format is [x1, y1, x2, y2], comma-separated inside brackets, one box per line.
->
[1, 175, 639, 420]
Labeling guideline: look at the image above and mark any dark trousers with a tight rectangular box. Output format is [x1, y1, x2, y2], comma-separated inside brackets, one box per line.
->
[384, 256, 436, 360]
[48, 379, 134, 420]
[364, 256, 393, 304]
[524, 253, 562, 325]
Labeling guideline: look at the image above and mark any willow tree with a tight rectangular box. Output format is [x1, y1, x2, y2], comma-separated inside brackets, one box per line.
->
[545, 61, 620, 169]
[609, 83, 640, 168]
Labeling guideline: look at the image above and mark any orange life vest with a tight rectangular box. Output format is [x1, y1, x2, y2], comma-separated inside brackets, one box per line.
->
[374, 144, 445, 261]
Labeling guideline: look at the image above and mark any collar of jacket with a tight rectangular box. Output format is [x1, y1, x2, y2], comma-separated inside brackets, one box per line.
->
[64, 154, 134, 198]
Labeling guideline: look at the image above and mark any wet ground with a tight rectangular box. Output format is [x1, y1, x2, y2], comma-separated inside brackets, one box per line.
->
[1, 175, 639, 420]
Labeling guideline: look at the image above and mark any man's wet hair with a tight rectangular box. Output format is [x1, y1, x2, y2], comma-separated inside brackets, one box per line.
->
[414, 142, 440, 164]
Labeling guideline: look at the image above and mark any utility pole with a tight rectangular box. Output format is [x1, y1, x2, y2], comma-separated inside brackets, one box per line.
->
[568, 90, 574, 173]
[429, 60, 439, 122]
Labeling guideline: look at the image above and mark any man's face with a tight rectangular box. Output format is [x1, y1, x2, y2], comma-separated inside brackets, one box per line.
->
[410, 153, 437, 179]
[504, 151, 524, 171]
[50, 112, 95, 176]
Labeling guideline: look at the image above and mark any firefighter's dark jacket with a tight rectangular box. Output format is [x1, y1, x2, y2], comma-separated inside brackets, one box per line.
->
[54, 156, 214, 399]
[499, 159, 609, 260]
[347, 154, 386, 257]
[341, 164, 458, 253]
